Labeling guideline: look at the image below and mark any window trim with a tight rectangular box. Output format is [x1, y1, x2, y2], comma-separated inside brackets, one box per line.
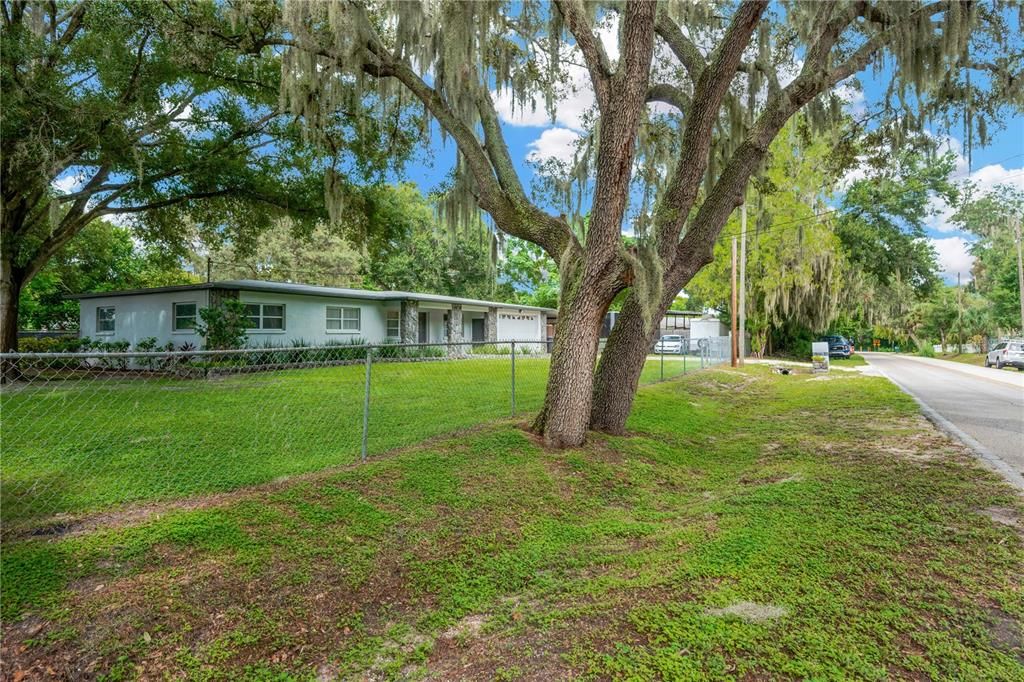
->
[172, 301, 199, 333]
[386, 309, 400, 339]
[326, 305, 361, 333]
[96, 306, 116, 335]
[244, 302, 286, 332]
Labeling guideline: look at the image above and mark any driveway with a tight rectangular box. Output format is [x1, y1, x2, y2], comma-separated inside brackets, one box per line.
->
[863, 353, 1024, 489]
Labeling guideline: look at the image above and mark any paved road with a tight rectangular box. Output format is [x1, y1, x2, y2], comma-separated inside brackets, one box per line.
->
[864, 353, 1024, 488]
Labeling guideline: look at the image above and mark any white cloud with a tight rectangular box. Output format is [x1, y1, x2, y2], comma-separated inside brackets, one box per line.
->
[104, 212, 137, 228]
[930, 236, 974, 282]
[491, 13, 619, 133]
[52, 175, 81, 195]
[833, 77, 866, 117]
[526, 127, 582, 165]
[926, 135, 1024, 233]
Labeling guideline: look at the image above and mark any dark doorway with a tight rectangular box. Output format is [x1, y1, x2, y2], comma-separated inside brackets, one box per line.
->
[418, 311, 429, 343]
[471, 317, 485, 342]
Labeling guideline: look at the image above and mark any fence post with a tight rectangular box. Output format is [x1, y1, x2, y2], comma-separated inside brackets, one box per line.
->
[361, 348, 372, 462]
[510, 340, 516, 416]
[660, 345, 664, 381]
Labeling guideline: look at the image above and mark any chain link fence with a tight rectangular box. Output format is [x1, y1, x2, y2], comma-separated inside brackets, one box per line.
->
[1, 337, 731, 531]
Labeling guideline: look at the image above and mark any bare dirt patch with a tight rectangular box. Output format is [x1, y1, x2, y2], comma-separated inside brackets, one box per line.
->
[705, 601, 788, 623]
[983, 607, 1024, 663]
[440, 614, 488, 640]
[978, 506, 1024, 539]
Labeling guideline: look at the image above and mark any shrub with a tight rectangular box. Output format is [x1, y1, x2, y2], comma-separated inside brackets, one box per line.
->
[471, 343, 508, 355]
[19, 336, 87, 354]
[196, 300, 249, 350]
[95, 340, 130, 369]
[134, 338, 178, 370]
[323, 338, 370, 362]
[917, 343, 936, 358]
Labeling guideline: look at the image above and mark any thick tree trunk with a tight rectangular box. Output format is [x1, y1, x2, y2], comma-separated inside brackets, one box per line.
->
[588, 293, 660, 434]
[532, 280, 607, 448]
[0, 261, 23, 383]
[1, 261, 21, 353]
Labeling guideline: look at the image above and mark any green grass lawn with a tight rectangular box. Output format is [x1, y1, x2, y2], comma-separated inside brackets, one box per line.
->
[3, 366, 1021, 679]
[1, 355, 694, 527]
[934, 352, 987, 366]
[830, 354, 867, 366]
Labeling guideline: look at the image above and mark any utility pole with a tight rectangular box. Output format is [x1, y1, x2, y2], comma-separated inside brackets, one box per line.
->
[738, 202, 747, 366]
[1014, 215, 1024, 334]
[731, 236, 738, 367]
[206, 257, 212, 284]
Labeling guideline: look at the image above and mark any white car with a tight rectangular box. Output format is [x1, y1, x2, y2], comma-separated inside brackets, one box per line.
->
[984, 340, 1024, 370]
[654, 335, 686, 354]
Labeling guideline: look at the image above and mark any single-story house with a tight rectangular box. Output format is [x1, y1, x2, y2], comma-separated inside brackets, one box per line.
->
[73, 280, 557, 350]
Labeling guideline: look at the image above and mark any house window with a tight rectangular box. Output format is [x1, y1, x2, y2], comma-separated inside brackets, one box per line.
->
[96, 305, 115, 331]
[173, 302, 198, 331]
[386, 310, 400, 338]
[96, 306, 115, 334]
[326, 306, 360, 332]
[245, 303, 285, 330]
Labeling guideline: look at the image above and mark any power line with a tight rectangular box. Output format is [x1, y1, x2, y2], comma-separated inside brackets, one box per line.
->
[715, 208, 841, 245]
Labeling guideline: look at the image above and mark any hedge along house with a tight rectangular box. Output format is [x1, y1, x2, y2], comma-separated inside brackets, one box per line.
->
[73, 280, 556, 351]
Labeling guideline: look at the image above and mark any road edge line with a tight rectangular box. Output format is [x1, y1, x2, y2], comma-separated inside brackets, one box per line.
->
[868, 361, 1024, 492]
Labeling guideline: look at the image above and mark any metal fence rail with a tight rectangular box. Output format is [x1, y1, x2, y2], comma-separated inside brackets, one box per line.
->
[1, 337, 731, 529]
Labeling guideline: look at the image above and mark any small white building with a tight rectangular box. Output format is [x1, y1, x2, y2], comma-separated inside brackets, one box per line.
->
[689, 316, 729, 339]
[74, 280, 556, 350]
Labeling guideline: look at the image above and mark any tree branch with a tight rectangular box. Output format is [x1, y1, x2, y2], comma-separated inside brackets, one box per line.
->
[654, 10, 706, 82]
[646, 83, 690, 112]
[553, 0, 612, 111]
[651, 0, 768, 256]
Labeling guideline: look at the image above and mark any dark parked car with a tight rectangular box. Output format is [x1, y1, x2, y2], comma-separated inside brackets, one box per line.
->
[821, 335, 853, 359]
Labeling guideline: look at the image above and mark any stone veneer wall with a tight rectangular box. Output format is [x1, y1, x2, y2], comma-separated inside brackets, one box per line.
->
[400, 300, 419, 344]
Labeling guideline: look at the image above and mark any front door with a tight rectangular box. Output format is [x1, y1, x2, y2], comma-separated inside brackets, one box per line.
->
[418, 311, 429, 343]
[471, 318, 485, 342]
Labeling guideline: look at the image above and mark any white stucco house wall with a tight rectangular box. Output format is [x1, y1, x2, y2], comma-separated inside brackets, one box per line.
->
[74, 280, 556, 350]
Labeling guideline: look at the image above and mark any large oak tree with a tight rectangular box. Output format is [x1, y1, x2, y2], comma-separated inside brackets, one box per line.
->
[278, 0, 1019, 447]
[0, 0, 414, 355]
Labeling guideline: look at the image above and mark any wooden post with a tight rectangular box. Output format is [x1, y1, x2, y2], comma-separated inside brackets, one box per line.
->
[731, 236, 738, 367]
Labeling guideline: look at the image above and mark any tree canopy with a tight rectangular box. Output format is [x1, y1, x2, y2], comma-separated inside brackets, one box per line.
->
[0, 0, 417, 350]
[18, 219, 197, 330]
[954, 183, 1024, 333]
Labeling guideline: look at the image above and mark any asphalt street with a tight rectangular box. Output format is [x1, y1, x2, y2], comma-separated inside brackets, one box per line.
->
[864, 353, 1024, 487]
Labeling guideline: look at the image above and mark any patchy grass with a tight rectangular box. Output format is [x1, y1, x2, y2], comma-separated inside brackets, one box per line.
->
[935, 352, 988, 366]
[831, 354, 867, 366]
[2, 366, 1022, 680]
[1, 356, 689, 526]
